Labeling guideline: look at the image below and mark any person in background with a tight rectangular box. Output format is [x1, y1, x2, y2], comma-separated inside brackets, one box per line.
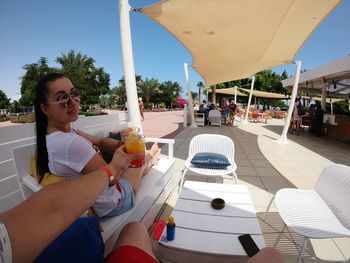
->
[307, 104, 316, 118]
[139, 97, 145, 121]
[198, 100, 207, 113]
[229, 100, 237, 125]
[288, 98, 302, 135]
[311, 101, 324, 137]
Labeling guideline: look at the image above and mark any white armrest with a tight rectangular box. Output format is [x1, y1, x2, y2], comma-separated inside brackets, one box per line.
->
[144, 137, 175, 159]
[23, 175, 42, 192]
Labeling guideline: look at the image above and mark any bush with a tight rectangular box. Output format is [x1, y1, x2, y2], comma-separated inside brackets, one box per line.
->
[78, 110, 108, 117]
[0, 114, 9, 122]
[9, 113, 35, 123]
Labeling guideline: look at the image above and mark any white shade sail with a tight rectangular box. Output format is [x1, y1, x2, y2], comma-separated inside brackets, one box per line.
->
[240, 88, 290, 99]
[212, 87, 247, 97]
[310, 97, 345, 104]
[142, 0, 341, 86]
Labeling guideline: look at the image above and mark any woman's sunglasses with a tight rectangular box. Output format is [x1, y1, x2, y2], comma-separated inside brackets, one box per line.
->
[47, 90, 80, 107]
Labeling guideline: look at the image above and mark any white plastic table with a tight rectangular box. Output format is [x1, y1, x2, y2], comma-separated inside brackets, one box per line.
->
[158, 181, 265, 262]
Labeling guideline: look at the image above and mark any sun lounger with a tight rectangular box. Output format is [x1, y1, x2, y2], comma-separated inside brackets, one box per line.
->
[11, 127, 176, 255]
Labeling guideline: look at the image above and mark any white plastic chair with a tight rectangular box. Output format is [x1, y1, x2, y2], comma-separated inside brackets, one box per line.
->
[208, 109, 221, 126]
[264, 164, 350, 263]
[179, 134, 237, 192]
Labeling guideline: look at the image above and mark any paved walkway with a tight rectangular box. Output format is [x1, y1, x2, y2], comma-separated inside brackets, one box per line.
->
[143, 112, 350, 263]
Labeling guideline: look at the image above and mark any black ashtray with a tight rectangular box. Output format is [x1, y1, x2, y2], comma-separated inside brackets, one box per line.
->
[211, 198, 225, 209]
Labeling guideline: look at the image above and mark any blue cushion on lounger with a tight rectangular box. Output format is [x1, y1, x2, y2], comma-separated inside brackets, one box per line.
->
[190, 152, 230, 169]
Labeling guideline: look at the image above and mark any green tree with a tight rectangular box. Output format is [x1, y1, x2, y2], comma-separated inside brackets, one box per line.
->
[138, 78, 160, 107]
[19, 57, 54, 106]
[56, 50, 110, 109]
[114, 75, 143, 108]
[99, 95, 109, 109]
[157, 81, 183, 108]
[110, 85, 126, 108]
[10, 100, 21, 113]
[254, 70, 285, 94]
[118, 75, 142, 89]
[191, 92, 198, 100]
[0, 90, 11, 109]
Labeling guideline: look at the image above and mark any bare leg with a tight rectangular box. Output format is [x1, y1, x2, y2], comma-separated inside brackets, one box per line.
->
[120, 167, 143, 192]
[113, 222, 158, 261]
[142, 143, 161, 176]
[288, 120, 294, 133]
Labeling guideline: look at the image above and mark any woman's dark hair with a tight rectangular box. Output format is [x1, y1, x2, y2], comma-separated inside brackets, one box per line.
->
[35, 73, 66, 182]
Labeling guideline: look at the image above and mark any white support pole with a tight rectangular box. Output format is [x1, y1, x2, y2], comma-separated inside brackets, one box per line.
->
[242, 76, 255, 124]
[330, 98, 333, 114]
[321, 82, 327, 111]
[234, 86, 237, 104]
[277, 61, 302, 144]
[119, 0, 142, 132]
[183, 104, 187, 127]
[184, 63, 197, 127]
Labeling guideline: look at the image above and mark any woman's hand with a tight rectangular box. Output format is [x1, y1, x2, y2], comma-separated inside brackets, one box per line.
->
[108, 145, 142, 185]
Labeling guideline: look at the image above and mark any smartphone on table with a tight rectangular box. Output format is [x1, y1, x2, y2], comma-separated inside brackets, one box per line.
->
[238, 234, 260, 257]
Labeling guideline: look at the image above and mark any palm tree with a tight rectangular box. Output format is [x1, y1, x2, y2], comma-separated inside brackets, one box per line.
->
[56, 50, 110, 108]
[197, 81, 204, 102]
[138, 78, 160, 106]
[109, 86, 126, 108]
[56, 50, 94, 69]
[211, 84, 217, 104]
[158, 81, 183, 108]
[118, 75, 142, 89]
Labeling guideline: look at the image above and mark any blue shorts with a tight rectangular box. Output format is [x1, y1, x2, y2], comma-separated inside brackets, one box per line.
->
[34, 217, 104, 263]
[104, 178, 135, 217]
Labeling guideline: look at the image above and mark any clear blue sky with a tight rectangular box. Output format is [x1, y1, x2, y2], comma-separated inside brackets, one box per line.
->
[1, 0, 349, 101]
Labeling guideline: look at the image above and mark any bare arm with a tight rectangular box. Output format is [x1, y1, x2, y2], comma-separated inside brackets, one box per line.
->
[77, 129, 122, 154]
[0, 146, 136, 263]
[1, 170, 109, 263]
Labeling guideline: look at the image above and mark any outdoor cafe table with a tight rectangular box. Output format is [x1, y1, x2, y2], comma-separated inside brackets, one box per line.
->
[158, 181, 265, 263]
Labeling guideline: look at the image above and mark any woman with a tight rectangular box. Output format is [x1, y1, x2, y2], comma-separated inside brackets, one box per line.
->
[288, 98, 302, 135]
[35, 73, 159, 218]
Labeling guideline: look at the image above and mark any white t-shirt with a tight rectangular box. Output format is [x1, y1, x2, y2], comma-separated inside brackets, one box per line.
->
[46, 130, 121, 217]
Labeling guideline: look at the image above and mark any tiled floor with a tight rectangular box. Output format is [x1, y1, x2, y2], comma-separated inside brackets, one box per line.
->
[153, 118, 350, 263]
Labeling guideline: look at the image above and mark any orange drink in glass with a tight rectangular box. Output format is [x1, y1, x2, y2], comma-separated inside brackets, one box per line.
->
[122, 128, 145, 168]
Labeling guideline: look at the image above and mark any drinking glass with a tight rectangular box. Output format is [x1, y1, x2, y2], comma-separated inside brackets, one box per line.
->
[121, 127, 145, 168]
